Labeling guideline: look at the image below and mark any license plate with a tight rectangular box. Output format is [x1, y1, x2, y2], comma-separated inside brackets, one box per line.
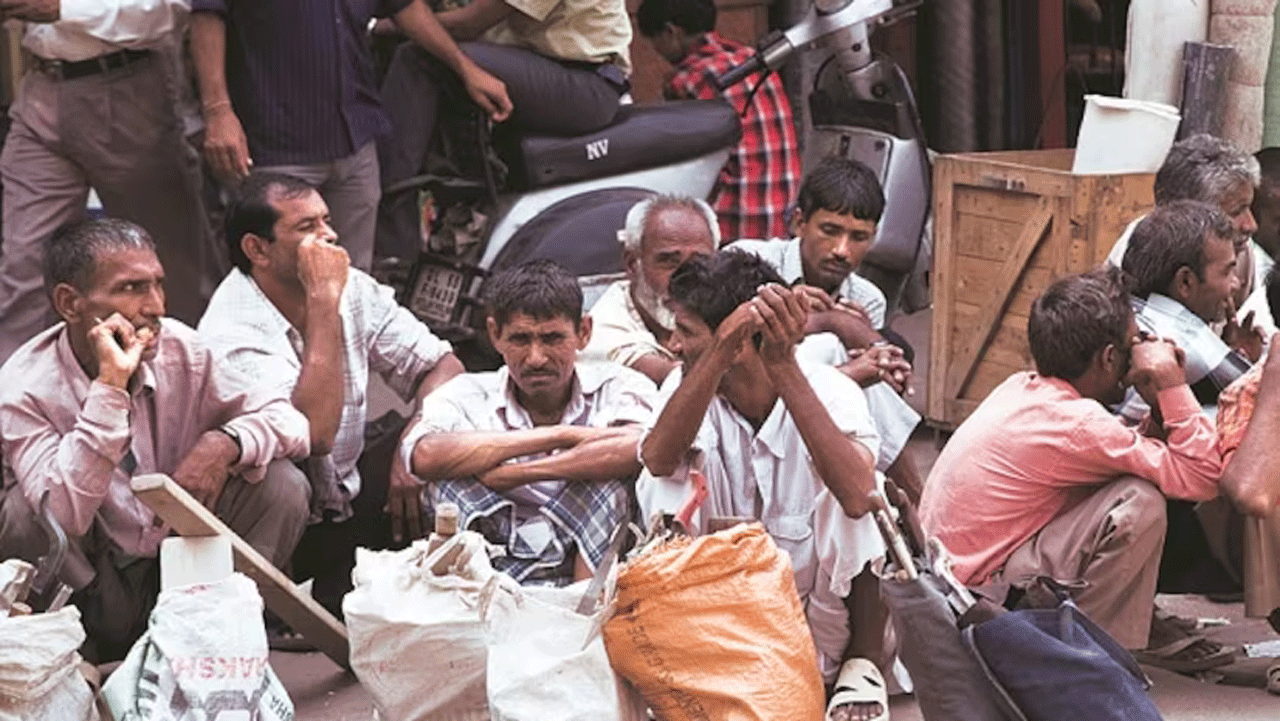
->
[409, 264, 466, 326]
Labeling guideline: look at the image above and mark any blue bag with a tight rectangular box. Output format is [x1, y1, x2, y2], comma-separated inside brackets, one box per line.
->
[962, 598, 1163, 721]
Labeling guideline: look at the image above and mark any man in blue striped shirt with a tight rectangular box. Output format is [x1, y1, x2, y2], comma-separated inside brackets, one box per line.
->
[190, 0, 511, 272]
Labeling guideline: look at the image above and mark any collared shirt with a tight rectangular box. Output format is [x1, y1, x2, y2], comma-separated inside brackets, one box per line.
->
[1108, 215, 1270, 306]
[484, 0, 632, 73]
[581, 280, 676, 368]
[919, 371, 1223, 585]
[0, 320, 309, 558]
[23, 0, 187, 62]
[639, 362, 884, 608]
[726, 237, 888, 325]
[667, 32, 800, 243]
[191, 0, 411, 165]
[198, 268, 451, 520]
[400, 363, 655, 583]
[1217, 356, 1265, 463]
[1117, 293, 1252, 423]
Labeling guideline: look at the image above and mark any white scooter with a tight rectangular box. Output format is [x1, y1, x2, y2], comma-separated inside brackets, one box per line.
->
[391, 0, 924, 362]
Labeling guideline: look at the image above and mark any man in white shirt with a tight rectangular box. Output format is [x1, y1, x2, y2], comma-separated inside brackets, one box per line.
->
[1107, 134, 1266, 314]
[0, 0, 216, 364]
[581, 194, 719, 382]
[402, 260, 655, 585]
[639, 250, 887, 697]
[729, 156, 923, 498]
[198, 173, 464, 616]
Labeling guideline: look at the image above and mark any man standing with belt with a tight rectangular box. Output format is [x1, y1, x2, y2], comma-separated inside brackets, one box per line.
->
[0, 0, 216, 364]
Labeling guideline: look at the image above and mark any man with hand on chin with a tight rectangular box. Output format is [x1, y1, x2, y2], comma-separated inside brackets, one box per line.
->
[0, 218, 310, 663]
[199, 172, 464, 618]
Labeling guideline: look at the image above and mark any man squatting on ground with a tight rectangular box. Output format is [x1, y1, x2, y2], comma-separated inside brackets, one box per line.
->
[0, 219, 310, 663]
[402, 261, 656, 585]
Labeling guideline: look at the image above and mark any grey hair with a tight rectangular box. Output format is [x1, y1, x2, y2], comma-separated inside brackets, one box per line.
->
[618, 194, 720, 252]
[44, 218, 155, 293]
[1155, 134, 1261, 205]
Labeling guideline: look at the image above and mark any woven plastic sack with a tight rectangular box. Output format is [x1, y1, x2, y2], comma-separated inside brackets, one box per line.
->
[100, 573, 292, 721]
[345, 531, 505, 721]
[482, 575, 647, 721]
[602, 523, 825, 721]
[0, 606, 97, 721]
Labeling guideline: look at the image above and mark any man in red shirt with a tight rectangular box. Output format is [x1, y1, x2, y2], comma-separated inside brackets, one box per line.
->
[637, 0, 801, 244]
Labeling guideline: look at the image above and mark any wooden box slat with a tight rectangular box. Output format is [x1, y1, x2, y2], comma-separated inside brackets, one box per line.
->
[927, 149, 1156, 428]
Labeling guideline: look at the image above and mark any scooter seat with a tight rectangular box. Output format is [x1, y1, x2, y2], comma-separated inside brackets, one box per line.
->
[498, 99, 741, 191]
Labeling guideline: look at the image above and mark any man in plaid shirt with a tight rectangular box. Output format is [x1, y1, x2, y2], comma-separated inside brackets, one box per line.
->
[638, 0, 801, 244]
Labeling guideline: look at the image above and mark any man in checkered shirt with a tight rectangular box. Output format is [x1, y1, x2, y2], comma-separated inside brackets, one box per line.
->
[637, 0, 801, 244]
[401, 260, 656, 585]
[198, 172, 465, 616]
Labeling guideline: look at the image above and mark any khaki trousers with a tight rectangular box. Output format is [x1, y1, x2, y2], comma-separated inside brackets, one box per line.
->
[990, 477, 1168, 649]
[0, 459, 309, 662]
[0, 52, 216, 363]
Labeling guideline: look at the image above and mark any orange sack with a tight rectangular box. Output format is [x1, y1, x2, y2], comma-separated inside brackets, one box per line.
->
[602, 523, 826, 721]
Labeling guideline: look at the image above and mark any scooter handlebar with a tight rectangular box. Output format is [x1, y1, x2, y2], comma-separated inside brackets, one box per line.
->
[714, 54, 765, 91]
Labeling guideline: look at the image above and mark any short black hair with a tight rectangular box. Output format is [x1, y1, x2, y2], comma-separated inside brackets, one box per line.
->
[667, 249, 785, 331]
[1122, 200, 1234, 300]
[794, 155, 885, 224]
[225, 172, 316, 273]
[1028, 267, 1132, 381]
[44, 218, 155, 294]
[636, 0, 716, 37]
[484, 259, 583, 330]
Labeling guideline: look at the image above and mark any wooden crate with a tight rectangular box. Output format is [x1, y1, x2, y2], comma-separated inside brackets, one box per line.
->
[927, 148, 1155, 429]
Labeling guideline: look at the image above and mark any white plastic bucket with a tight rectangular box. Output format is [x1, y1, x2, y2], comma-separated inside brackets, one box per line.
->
[1071, 95, 1181, 175]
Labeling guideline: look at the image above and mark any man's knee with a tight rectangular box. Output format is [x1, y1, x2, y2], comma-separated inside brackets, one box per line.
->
[1107, 476, 1168, 541]
[257, 459, 311, 524]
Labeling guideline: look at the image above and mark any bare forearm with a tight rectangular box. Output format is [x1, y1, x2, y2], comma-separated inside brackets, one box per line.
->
[395, 0, 471, 72]
[640, 353, 726, 476]
[190, 13, 231, 108]
[293, 300, 345, 455]
[1222, 360, 1280, 516]
[482, 431, 642, 490]
[435, 0, 512, 40]
[811, 310, 881, 350]
[411, 427, 573, 480]
[630, 353, 678, 385]
[771, 361, 876, 516]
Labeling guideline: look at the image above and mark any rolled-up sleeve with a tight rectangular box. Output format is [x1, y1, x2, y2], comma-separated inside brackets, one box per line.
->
[363, 274, 452, 400]
[202, 353, 310, 481]
[2, 381, 131, 537]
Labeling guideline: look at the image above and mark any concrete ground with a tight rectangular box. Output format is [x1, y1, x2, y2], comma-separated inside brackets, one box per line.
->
[268, 307, 1280, 719]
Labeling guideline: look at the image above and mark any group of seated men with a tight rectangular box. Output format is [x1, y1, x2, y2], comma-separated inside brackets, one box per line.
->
[0, 153, 911, 709]
[5, 132, 1280, 718]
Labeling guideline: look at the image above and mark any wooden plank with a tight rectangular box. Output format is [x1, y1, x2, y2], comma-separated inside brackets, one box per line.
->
[943, 398, 980, 426]
[952, 185, 1042, 223]
[945, 161, 1075, 200]
[929, 153, 959, 423]
[945, 197, 1054, 397]
[131, 474, 350, 669]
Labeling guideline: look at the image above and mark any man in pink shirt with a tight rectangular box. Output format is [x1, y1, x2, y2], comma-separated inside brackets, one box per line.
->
[919, 268, 1225, 664]
[0, 219, 311, 662]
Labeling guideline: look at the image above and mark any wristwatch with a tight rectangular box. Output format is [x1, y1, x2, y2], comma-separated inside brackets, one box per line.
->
[215, 425, 243, 464]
